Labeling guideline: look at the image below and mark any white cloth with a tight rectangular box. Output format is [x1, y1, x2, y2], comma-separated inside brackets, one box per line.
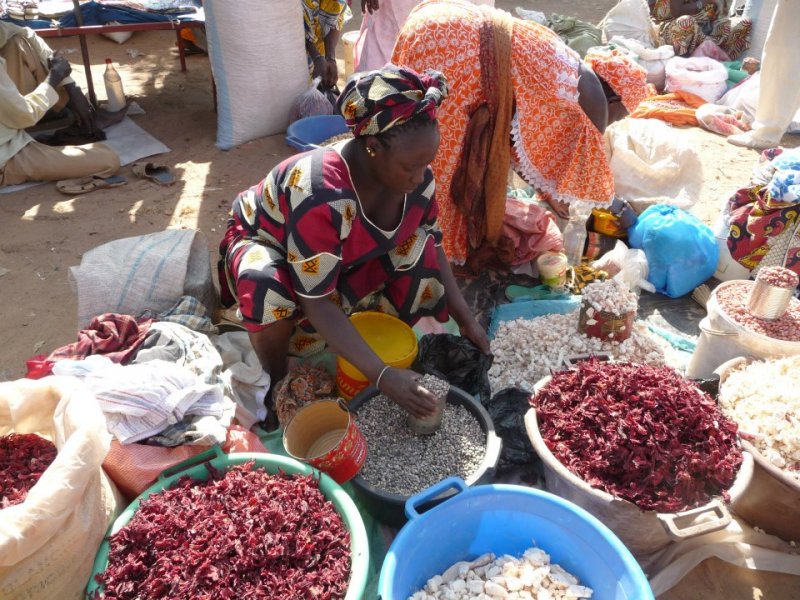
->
[746, 0, 800, 144]
[51, 357, 232, 445]
[210, 331, 270, 428]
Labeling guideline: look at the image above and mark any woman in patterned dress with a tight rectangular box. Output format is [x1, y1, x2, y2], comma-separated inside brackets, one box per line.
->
[219, 66, 489, 418]
[649, 0, 752, 59]
[303, 0, 349, 88]
[392, 0, 651, 265]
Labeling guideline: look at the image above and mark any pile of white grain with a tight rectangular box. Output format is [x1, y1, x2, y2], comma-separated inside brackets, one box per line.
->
[718, 355, 800, 481]
[409, 547, 592, 600]
[488, 311, 664, 393]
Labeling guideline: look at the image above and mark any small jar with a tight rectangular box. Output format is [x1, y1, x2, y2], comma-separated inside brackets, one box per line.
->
[406, 374, 450, 435]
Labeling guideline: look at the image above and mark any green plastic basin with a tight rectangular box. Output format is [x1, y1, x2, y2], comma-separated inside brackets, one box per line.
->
[85, 447, 369, 599]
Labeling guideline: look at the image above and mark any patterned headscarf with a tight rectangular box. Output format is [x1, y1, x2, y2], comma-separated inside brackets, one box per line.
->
[584, 46, 651, 114]
[337, 65, 449, 137]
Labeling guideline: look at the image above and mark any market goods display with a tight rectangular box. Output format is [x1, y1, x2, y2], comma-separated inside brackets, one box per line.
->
[274, 365, 338, 427]
[755, 266, 799, 290]
[406, 374, 450, 435]
[533, 361, 742, 512]
[718, 356, 800, 482]
[715, 280, 800, 340]
[409, 547, 593, 600]
[357, 394, 485, 496]
[489, 312, 663, 392]
[578, 279, 639, 342]
[95, 463, 351, 599]
[0, 433, 57, 508]
[581, 279, 638, 314]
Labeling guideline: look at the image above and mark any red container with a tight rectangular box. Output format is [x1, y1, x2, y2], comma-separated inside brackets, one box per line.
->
[577, 300, 635, 342]
[283, 400, 367, 484]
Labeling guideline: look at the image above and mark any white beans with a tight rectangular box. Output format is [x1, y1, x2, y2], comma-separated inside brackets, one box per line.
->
[488, 311, 664, 393]
[409, 547, 593, 600]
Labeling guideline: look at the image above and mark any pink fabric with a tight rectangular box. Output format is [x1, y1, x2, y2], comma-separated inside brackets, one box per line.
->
[690, 39, 731, 62]
[502, 197, 564, 265]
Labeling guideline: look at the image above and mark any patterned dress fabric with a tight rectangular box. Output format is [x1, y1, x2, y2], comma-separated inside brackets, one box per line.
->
[393, 0, 614, 264]
[219, 143, 448, 356]
[584, 46, 651, 114]
[650, 0, 752, 59]
[302, 0, 348, 56]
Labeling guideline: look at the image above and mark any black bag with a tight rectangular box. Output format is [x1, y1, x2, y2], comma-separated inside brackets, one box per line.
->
[412, 334, 493, 402]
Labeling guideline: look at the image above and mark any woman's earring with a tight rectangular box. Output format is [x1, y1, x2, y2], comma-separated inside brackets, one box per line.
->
[366, 147, 376, 158]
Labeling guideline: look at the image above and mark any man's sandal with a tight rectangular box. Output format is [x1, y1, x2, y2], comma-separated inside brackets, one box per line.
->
[56, 175, 128, 195]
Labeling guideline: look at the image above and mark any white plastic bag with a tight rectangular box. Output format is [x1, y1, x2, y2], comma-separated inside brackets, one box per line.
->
[611, 36, 674, 89]
[593, 240, 655, 293]
[0, 377, 121, 600]
[665, 56, 729, 103]
[598, 0, 656, 47]
[605, 118, 704, 212]
[289, 77, 335, 124]
[101, 21, 134, 44]
[696, 104, 751, 136]
[719, 72, 760, 123]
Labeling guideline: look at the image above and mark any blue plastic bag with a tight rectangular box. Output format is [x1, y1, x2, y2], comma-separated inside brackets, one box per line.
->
[629, 205, 718, 298]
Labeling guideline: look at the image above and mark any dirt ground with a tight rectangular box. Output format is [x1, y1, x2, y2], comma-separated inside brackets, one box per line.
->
[0, 3, 798, 596]
[1, 0, 779, 378]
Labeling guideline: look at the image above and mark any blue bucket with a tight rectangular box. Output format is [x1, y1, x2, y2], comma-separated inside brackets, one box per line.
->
[286, 115, 349, 152]
[378, 478, 653, 600]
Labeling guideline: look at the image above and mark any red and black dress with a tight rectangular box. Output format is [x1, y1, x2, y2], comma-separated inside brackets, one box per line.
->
[219, 142, 449, 356]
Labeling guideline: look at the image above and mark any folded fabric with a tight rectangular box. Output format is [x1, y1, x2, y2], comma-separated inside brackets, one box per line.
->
[47, 312, 153, 364]
[502, 197, 564, 265]
[210, 331, 270, 428]
[630, 90, 707, 126]
[139, 294, 218, 335]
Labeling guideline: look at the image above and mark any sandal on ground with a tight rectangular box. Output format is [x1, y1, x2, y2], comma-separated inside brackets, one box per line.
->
[56, 175, 128, 195]
[132, 162, 176, 186]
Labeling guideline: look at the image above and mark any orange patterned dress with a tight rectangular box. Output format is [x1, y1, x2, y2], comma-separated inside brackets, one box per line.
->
[393, 0, 614, 264]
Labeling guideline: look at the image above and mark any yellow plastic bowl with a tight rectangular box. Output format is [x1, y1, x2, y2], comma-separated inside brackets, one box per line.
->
[336, 312, 419, 400]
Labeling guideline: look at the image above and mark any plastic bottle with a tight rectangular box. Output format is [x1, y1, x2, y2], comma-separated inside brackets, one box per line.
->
[561, 202, 592, 266]
[103, 58, 126, 112]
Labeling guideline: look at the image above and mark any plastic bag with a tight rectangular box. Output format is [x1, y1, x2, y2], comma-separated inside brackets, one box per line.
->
[592, 240, 655, 293]
[412, 334, 493, 402]
[0, 377, 121, 599]
[665, 56, 729, 103]
[549, 14, 602, 57]
[611, 36, 674, 89]
[719, 72, 760, 123]
[483, 388, 537, 472]
[696, 104, 750, 136]
[598, 0, 656, 47]
[289, 77, 334, 124]
[605, 118, 704, 212]
[629, 205, 719, 298]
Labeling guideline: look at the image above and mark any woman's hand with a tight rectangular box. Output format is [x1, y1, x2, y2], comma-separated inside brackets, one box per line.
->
[459, 318, 491, 355]
[312, 55, 327, 82]
[361, 0, 380, 13]
[379, 367, 437, 418]
[323, 57, 339, 89]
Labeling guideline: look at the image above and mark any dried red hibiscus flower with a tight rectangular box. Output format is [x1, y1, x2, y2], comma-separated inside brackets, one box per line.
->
[533, 361, 742, 513]
[95, 462, 351, 600]
[0, 433, 57, 509]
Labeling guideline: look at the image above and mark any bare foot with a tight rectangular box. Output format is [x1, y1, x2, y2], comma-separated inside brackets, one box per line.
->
[94, 106, 128, 130]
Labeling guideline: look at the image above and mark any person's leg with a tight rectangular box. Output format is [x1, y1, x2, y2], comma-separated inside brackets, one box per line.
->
[0, 34, 68, 111]
[728, 0, 800, 148]
[0, 140, 119, 186]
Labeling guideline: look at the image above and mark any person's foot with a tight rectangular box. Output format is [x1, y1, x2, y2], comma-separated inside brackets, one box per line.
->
[94, 106, 128, 130]
[727, 132, 779, 150]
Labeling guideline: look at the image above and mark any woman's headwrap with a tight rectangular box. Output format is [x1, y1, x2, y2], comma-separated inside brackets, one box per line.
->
[337, 65, 449, 137]
[584, 46, 651, 114]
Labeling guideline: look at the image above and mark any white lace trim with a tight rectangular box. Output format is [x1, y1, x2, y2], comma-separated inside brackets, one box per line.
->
[510, 113, 613, 209]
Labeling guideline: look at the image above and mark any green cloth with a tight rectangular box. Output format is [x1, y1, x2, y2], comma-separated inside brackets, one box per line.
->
[548, 14, 602, 58]
[722, 61, 750, 84]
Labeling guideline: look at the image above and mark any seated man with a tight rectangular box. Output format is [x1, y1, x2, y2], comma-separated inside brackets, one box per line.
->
[0, 22, 121, 187]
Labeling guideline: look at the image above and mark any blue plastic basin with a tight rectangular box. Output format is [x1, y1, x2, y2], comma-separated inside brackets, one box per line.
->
[286, 115, 349, 152]
[378, 478, 653, 600]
